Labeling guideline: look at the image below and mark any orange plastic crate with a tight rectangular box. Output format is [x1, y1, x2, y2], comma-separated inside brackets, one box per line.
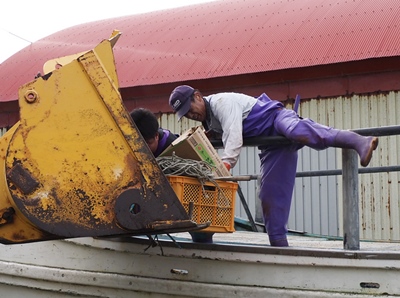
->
[167, 175, 237, 233]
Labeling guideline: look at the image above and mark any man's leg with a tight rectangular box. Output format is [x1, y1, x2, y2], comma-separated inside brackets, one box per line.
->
[275, 109, 378, 167]
[259, 146, 298, 247]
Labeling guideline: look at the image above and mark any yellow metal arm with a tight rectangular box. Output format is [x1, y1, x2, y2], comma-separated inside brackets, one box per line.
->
[0, 32, 202, 244]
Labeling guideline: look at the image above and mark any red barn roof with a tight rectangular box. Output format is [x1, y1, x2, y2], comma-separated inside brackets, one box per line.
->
[1, 0, 400, 105]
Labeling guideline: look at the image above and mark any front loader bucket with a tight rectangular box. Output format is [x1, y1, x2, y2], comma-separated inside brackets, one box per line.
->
[0, 31, 205, 244]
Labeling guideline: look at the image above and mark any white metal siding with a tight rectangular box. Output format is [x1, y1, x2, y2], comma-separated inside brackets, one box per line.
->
[292, 148, 339, 236]
[295, 91, 400, 241]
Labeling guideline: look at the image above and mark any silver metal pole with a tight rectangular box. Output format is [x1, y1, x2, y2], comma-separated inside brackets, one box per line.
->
[342, 149, 360, 250]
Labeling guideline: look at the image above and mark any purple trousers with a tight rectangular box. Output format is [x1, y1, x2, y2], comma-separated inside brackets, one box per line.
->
[245, 101, 339, 244]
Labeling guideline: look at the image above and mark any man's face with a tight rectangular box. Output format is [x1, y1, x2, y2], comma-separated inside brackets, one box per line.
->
[185, 92, 206, 122]
[146, 134, 159, 154]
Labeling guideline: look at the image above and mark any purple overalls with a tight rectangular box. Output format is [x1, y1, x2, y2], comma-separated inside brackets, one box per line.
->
[243, 94, 339, 244]
[154, 129, 177, 157]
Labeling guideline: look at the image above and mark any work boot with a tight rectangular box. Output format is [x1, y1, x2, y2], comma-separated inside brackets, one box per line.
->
[190, 232, 214, 243]
[332, 130, 379, 167]
[269, 237, 289, 247]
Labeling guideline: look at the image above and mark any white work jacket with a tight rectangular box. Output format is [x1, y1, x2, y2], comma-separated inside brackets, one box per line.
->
[204, 93, 257, 168]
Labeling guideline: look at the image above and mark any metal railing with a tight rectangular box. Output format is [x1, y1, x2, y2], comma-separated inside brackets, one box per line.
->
[212, 125, 400, 250]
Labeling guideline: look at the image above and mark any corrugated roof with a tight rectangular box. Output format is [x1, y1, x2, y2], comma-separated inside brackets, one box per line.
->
[1, 0, 399, 102]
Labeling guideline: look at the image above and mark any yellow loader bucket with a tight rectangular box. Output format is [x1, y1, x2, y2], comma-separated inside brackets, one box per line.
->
[0, 31, 204, 244]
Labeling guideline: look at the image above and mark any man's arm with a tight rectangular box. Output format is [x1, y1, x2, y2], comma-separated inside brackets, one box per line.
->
[211, 97, 244, 168]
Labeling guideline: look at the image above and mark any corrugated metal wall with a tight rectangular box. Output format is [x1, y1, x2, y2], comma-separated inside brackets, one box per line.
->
[160, 91, 400, 241]
[291, 147, 339, 236]
[292, 91, 400, 241]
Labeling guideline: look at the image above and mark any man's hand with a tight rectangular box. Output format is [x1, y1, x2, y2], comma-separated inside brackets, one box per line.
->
[204, 129, 216, 139]
[204, 130, 222, 140]
[223, 162, 231, 171]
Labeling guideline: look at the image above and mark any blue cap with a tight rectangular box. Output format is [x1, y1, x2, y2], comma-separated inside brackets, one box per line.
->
[169, 85, 195, 120]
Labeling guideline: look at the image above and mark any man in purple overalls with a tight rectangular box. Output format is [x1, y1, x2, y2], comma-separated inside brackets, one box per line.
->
[130, 108, 177, 157]
[168, 85, 379, 247]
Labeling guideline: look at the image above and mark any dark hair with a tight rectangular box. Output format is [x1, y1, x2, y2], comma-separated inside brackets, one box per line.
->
[130, 108, 159, 140]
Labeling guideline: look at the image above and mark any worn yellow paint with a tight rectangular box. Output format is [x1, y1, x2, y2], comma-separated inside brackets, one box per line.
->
[0, 125, 50, 243]
[0, 31, 187, 243]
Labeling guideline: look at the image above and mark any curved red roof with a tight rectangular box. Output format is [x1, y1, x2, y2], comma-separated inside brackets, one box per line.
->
[1, 0, 400, 102]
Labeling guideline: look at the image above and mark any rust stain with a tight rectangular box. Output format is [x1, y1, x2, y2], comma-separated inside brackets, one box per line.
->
[12, 231, 28, 241]
[6, 163, 39, 195]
